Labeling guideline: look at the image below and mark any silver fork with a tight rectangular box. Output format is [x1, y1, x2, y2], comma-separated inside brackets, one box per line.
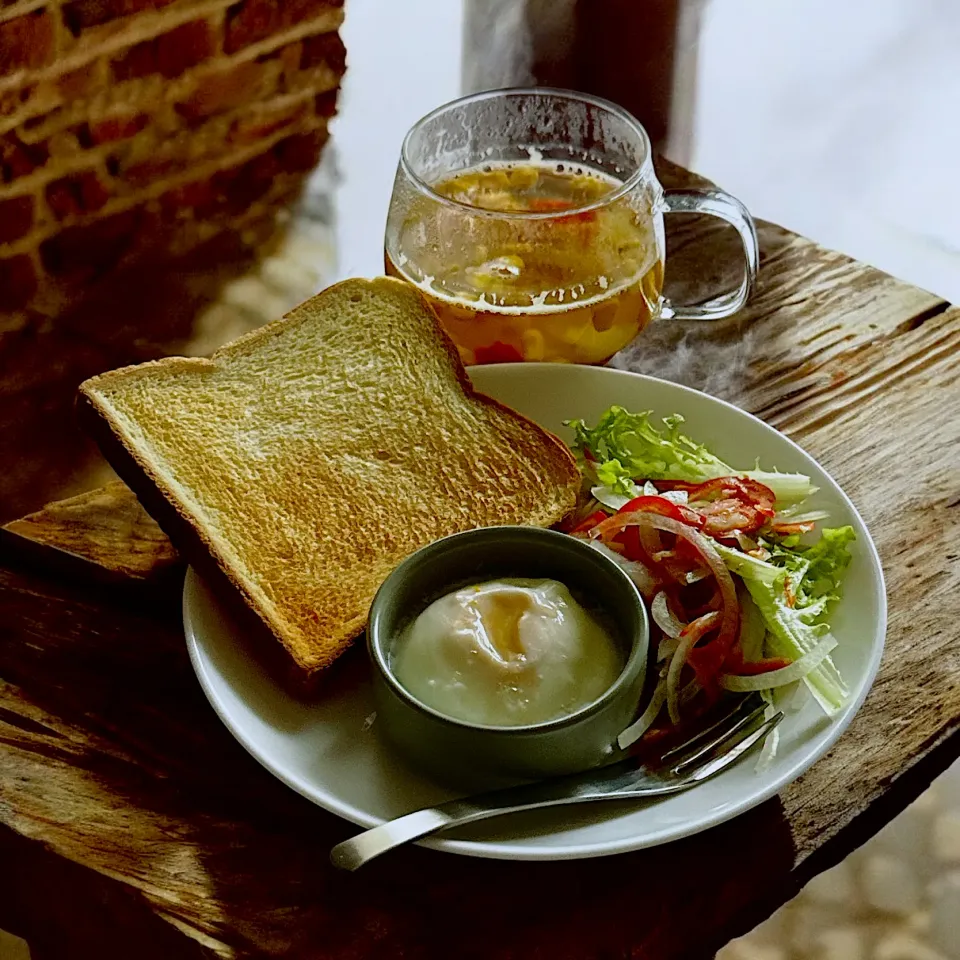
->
[330, 694, 782, 871]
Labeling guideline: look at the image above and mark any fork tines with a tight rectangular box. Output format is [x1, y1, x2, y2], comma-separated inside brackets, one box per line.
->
[661, 693, 771, 776]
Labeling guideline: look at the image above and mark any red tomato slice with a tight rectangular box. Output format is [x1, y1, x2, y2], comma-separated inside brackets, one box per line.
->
[770, 520, 816, 535]
[656, 476, 776, 519]
[613, 496, 703, 564]
[734, 479, 777, 517]
[730, 657, 794, 675]
[657, 477, 778, 536]
[724, 649, 794, 675]
[695, 498, 766, 536]
[619, 525, 644, 563]
[569, 510, 608, 535]
[527, 197, 596, 223]
[617, 496, 704, 528]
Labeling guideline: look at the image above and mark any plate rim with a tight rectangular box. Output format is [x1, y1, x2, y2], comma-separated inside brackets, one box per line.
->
[183, 363, 887, 861]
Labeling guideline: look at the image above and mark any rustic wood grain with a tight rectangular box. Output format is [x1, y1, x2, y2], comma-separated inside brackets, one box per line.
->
[1, 159, 959, 959]
[1, 481, 177, 582]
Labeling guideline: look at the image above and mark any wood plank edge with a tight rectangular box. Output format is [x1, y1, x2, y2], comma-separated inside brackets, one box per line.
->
[691, 720, 960, 958]
[0, 525, 182, 588]
[0, 824, 222, 960]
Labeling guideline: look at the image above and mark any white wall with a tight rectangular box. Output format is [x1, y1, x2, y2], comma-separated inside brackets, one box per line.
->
[691, 0, 960, 301]
[328, 0, 464, 280]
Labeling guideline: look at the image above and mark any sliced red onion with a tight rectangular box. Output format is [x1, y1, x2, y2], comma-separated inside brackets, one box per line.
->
[652, 590, 685, 639]
[639, 524, 666, 565]
[772, 507, 830, 524]
[617, 675, 667, 750]
[658, 635, 679, 661]
[591, 511, 740, 665]
[680, 677, 702, 706]
[585, 539, 659, 597]
[667, 611, 721, 724]
[720, 637, 838, 692]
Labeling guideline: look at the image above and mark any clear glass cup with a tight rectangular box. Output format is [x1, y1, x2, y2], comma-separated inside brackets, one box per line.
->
[385, 87, 758, 366]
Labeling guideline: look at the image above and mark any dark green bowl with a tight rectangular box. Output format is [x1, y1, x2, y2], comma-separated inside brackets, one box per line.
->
[367, 525, 649, 789]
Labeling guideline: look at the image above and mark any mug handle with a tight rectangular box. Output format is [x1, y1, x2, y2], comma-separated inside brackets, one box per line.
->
[660, 188, 760, 321]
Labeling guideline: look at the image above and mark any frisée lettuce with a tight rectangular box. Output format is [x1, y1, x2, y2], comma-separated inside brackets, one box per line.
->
[567, 407, 816, 504]
[714, 527, 855, 715]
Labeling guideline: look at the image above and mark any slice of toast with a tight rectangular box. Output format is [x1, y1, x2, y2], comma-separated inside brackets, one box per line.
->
[79, 277, 580, 680]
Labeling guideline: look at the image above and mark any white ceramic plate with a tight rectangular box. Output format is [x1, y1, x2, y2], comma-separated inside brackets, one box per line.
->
[183, 363, 886, 861]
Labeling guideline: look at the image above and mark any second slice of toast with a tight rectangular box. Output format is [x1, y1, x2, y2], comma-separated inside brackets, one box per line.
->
[79, 277, 581, 679]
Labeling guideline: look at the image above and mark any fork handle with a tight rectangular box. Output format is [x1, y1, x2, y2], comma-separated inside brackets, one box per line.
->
[330, 807, 465, 871]
[330, 794, 592, 871]
[330, 791, 584, 872]
[329, 762, 649, 871]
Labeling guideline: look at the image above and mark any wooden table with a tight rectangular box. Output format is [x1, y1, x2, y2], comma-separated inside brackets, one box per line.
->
[1, 159, 958, 959]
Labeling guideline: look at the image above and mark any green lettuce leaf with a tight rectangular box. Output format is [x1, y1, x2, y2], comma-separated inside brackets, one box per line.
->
[763, 525, 856, 612]
[715, 536, 854, 716]
[569, 407, 728, 482]
[566, 407, 815, 504]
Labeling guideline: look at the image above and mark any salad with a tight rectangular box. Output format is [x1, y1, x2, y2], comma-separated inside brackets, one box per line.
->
[562, 406, 855, 767]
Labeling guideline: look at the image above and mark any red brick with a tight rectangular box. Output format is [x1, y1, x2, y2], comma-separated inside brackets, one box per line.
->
[248, 149, 282, 181]
[39, 208, 141, 280]
[0, 11, 55, 75]
[0, 91, 19, 117]
[83, 113, 148, 146]
[225, 0, 342, 54]
[158, 20, 215, 76]
[286, 0, 342, 28]
[314, 88, 337, 119]
[160, 178, 218, 217]
[58, 62, 103, 99]
[122, 156, 180, 187]
[229, 101, 306, 144]
[224, 0, 277, 54]
[223, 161, 273, 210]
[193, 151, 279, 216]
[111, 42, 156, 81]
[1, 135, 48, 182]
[274, 129, 325, 173]
[274, 40, 302, 76]
[63, 0, 176, 34]
[300, 30, 345, 71]
[157, 163, 255, 220]
[114, 19, 215, 81]
[21, 108, 60, 133]
[176, 61, 267, 122]
[45, 171, 111, 220]
[0, 194, 33, 244]
[0, 254, 37, 308]
[159, 148, 291, 220]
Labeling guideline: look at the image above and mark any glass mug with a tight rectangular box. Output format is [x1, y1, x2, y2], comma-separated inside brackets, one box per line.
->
[385, 87, 759, 366]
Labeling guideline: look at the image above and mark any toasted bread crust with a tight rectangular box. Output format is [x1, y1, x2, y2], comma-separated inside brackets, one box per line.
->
[79, 277, 581, 679]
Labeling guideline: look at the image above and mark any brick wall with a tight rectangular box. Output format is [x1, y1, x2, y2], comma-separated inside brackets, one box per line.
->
[0, 0, 345, 324]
